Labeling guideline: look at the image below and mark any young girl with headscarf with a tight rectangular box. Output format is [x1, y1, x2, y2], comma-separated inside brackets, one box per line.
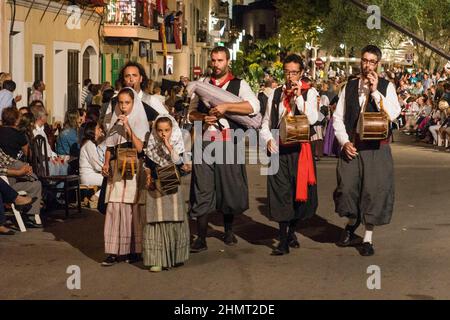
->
[101, 87, 149, 266]
[142, 114, 190, 272]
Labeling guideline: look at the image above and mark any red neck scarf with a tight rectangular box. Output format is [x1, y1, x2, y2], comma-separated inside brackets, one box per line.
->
[211, 72, 235, 88]
[281, 80, 316, 202]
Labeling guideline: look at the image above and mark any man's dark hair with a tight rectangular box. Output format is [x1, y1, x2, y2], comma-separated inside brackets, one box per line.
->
[361, 45, 382, 61]
[118, 61, 149, 90]
[29, 100, 44, 108]
[102, 88, 115, 104]
[2, 80, 16, 92]
[444, 82, 450, 91]
[283, 54, 305, 70]
[83, 78, 92, 86]
[33, 80, 42, 90]
[19, 106, 30, 113]
[211, 46, 230, 60]
[1, 106, 20, 126]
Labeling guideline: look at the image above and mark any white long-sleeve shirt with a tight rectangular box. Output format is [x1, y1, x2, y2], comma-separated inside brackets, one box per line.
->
[79, 140, 104, 186]
[189, 77, 260, 131]
[333, 80, 401, 147]
[260, 86, 319, 144]
[33, 124, 57, 158]
[140, 90, 168, 115]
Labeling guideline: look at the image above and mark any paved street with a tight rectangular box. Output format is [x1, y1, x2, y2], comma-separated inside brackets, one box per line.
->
[2, 133, 450, 300]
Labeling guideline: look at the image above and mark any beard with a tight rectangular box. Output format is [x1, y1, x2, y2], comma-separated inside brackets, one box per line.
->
[213, 67, 227, 79]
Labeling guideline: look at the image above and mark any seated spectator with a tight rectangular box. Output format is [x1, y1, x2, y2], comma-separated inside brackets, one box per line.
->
[30, 104, 68, 176]
[0, 107, 29, 160]
[0, 178, 33, 235]
[79, 105, 101, 143]
[0, 148, 43, 228]
[17, 112, 35, 162]
[56, 109, 80, 157]
[79, 121, 105, 190]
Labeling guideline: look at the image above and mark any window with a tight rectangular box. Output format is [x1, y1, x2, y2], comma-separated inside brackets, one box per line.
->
[34, 54, 44, 82]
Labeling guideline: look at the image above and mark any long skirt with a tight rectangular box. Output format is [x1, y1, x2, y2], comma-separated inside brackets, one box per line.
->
[142, 219, 190, 268]
[104, 202, 144, 255]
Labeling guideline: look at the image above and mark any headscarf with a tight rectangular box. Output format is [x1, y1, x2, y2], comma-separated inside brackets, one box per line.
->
[106, 87, 149, 147]
[145, 114, 185, 166]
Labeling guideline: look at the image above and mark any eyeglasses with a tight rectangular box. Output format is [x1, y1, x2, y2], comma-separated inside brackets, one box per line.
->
[361, 58, 378, 66]
[284, 70, 301, 76]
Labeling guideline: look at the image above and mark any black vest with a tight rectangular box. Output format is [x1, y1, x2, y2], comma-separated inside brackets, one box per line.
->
[344, 77, 389, 136]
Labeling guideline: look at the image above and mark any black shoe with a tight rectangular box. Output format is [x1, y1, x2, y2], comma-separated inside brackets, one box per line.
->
[287, 233, 300, 248]
[101, 255, 118, 266]
[223, 231, 238, 246]
[190, 238, 207, 253]
[336, 224, 359, 247]
[271, 242, 290, 256]
[23, 218, 43, 229]
[360, 242, 375, 256]
[0, 226, 15, 235]
[125, 253, 141, 264]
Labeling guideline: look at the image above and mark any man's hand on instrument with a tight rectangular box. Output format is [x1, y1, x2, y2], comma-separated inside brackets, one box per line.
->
[267, 138, 279, 154]
[343, 142, 358, 160]
[210, 104, 228, 117]
[367, 71, 379, 93]
[291, 81, 303, 97]
[204, 115, 218, 126]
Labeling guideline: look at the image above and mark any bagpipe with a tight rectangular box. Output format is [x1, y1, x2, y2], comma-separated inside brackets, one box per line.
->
[186, 81, 262, 130]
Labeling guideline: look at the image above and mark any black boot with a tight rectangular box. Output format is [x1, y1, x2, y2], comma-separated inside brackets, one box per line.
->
[271, 241, 290, 256]
[287, 232, 300, 248]
[223, 214, 237, 245]
[271, 222, 290, 255]
[360, 242, 375, 256]
[288, 220, 300, 248]
[190, 237, 208, 253]
[337, 219, 360, 247]
[223, 230, 238, 246]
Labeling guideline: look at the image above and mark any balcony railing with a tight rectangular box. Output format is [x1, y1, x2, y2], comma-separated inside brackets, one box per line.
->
[105, 0, 159, 29]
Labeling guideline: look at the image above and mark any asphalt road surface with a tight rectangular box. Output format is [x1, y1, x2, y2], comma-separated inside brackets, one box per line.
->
[1, 133, 450, 300]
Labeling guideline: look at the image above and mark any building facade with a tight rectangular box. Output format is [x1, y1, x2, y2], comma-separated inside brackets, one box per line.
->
[232, 0, 278, 41]
[101, 0, 212, 87]
[1, 0, 101, 121]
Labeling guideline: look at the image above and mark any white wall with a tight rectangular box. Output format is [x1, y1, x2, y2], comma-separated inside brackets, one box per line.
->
[9, 20, 26, 102]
